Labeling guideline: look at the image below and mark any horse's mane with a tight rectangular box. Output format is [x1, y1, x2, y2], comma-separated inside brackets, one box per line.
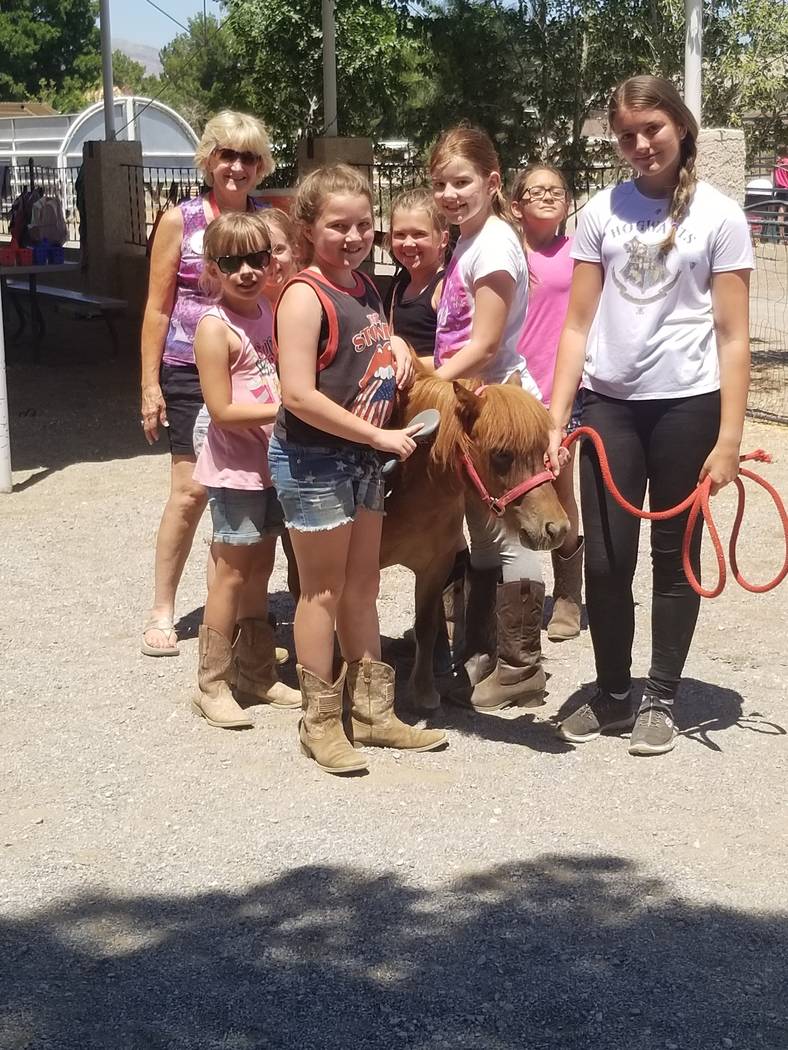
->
[405, 370, 550, 470]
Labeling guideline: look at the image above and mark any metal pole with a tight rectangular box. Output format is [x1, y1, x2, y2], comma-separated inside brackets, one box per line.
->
[684, 0, 702, 126]
[322, 0, 338, 136]
[99, 0, 116, 140]
[0, 288, 12, 493]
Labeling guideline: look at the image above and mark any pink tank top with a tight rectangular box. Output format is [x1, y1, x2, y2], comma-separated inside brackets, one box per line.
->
[193, 303, 280, 490]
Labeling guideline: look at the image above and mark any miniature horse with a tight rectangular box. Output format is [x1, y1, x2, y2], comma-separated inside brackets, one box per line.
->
[381, 371, 569, 712]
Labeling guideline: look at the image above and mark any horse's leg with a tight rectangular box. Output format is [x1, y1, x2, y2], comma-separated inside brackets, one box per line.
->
[409, 554, 455, 713]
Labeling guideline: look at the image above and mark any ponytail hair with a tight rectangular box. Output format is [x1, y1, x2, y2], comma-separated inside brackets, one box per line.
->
[608, 75, 698, 254]
[429, 123, 520, 233]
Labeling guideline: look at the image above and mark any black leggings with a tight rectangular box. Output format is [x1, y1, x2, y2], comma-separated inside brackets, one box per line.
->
[580, 390, 721, 701]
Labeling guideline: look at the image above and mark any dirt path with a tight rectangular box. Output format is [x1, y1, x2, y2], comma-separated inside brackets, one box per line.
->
[1, 349, 786, 1049]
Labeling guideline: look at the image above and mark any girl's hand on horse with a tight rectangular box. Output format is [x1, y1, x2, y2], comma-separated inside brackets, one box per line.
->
[545, 425, 566, 475]
[372, 423, 421, 460]
[391, 335, 416, 390]
[699, 441, 741, 496]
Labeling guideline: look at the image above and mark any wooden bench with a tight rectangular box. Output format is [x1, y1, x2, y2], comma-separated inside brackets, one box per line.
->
[6, 280, 126, 356]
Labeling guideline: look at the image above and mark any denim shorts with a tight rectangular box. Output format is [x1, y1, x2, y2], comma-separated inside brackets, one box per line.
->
[207, 486, 285, 546]
[267, 434, 384, 532]
[566, 390, 585, 435]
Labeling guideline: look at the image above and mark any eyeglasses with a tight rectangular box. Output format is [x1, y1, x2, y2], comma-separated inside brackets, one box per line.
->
[521, 186, 568, 201]
[213, 147, 261, 167]
[213, 250, 271, 274]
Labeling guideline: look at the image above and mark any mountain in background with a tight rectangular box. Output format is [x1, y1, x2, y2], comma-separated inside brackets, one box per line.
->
[115, 38, 163, 76]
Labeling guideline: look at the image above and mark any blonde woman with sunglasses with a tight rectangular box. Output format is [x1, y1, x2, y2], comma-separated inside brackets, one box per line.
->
[139, 111, 274, 658]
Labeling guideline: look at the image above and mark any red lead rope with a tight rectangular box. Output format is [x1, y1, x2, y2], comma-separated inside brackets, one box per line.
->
[563, 426, 788, 598]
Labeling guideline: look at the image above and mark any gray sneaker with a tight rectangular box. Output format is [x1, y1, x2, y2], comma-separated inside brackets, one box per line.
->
[628, 702, 677, 756]
[557, 689, 635, 742]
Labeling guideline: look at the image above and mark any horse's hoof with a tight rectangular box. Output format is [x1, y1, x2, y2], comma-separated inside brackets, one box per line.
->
[406, 690, 441, 715]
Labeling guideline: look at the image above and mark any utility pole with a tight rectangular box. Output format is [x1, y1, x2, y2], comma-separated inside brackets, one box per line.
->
[684, 0, 702, 125]
[98, 0, 116, 139]
[322, 0, 338, 136]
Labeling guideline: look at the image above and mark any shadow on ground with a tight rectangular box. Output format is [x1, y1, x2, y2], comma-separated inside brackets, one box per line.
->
[0, 855, 784, 1049]
[6, 309, 161, 484]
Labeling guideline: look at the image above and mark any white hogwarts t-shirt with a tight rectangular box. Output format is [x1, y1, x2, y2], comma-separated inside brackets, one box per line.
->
[434, 215, 539, 394]
[572, 179, 754, 400]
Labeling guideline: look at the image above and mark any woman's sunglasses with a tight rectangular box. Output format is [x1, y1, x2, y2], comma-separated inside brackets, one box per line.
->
[213, 250, 271, 275]
[213, 147, 261, 167]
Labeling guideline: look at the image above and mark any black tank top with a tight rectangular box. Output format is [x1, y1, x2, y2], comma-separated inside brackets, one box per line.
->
[274, 270, 396, 449]
[387, 268, 443, 357]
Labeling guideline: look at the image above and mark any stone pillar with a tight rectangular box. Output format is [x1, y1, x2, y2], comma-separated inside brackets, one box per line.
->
[696, 128, 746, 204]
[296, 136, 374, 178]
[82, 139, 148, 309]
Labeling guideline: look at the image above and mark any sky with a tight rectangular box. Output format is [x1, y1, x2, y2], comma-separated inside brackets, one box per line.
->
[108, 0, 216, 49]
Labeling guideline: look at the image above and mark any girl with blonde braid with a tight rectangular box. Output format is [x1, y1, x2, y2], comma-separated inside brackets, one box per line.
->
[547, 76, 753, 756]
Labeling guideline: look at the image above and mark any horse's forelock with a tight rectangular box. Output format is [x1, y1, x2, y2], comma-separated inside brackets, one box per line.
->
[473, 385, 550, 453]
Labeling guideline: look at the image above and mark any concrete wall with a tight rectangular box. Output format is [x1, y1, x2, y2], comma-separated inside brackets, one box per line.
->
[81, 139, 147, 302]
[696, 128, 747, 204]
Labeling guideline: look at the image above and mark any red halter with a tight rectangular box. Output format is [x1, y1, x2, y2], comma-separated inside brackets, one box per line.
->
[460, 453, 556, 517]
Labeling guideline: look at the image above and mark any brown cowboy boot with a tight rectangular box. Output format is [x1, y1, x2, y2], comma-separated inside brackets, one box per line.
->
[547, 537, 584, 641]
[297, 663, 368, 775]
[460, 580, 546, 712]
[234, 618, 300, 709]
[193, 625, 254, 728]
[348, 658, 446, 751]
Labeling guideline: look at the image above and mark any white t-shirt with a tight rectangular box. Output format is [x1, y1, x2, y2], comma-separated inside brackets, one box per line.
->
[572, 179, 754, 400]
[434, 215, 539, 394]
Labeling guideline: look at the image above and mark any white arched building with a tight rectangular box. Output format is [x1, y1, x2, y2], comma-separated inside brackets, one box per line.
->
[0, 96, 198, 171]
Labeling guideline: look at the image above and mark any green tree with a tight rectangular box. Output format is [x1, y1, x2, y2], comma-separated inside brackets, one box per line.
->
[112, 50, 161, 97]
[0, 0, 101, 111]
[155, 13, 247, 132]
[224, 0, 426, 147]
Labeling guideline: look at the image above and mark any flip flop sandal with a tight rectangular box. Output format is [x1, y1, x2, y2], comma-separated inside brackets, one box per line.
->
[381, 408, 441, 477]
[141, 617, 180, 657]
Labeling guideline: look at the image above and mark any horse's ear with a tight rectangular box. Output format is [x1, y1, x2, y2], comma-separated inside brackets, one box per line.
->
[505, 369, 522, 387]
[452, 382, 482, 428]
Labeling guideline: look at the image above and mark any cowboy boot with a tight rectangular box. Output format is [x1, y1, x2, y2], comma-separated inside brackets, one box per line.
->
[348, 658, 446, 751]
[547, 537, 584, 641]
[441, 549, 469, 671]
[193, 625, 254, 728]
[297, 663, 368, 775]
[458, 580, 546, 712]
[234, 618, 300, 709]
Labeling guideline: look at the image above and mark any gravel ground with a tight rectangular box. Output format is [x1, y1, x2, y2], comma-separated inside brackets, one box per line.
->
[1, 329, 787, 1049]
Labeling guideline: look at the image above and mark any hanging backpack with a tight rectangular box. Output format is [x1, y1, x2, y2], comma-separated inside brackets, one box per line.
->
[9, 189, 35, 247]
[29, 195, 68, 246]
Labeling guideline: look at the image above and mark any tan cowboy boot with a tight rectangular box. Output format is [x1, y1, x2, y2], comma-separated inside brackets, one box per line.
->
[547, 537, 584, 641]
[458, 580, 546, 712]
[234, 618, 300, 709]
[193, 625, 254, 728]
[297, 663, 368, 775]
[347, 658, 446, 751]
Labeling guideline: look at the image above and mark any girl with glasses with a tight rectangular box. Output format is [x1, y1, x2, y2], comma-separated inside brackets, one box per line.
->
[140, 110, 273, 660]
[191, 211, 300, 728]
[511, 164, 584, 642]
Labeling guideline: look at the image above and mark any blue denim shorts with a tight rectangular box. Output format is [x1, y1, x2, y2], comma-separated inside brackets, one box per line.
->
[207, 486, 285, 545]
[267, 434, 384, 532]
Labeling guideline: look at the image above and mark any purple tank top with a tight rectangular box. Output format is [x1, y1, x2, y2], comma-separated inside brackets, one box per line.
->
[162, 196, 212, 368]
[161, 195, 264, 368]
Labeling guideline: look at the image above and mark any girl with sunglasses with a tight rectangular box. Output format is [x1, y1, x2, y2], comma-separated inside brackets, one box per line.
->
[511, 164, 584, 642]
[191, 212, 300, 728]
[140, 110, 273, 660]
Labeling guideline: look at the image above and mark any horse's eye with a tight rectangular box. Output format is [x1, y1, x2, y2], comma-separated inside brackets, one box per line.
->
[491, 449, 514, 473]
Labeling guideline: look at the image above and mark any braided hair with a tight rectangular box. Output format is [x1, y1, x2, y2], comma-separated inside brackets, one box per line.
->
[608, 76, 699, 254]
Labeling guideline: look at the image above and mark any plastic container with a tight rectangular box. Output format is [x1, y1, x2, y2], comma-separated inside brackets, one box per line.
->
[16, 248, 34, 266]
[47, 245, 65, 265]
[0, 247, 16, 266]
[32, 242, 50, 266]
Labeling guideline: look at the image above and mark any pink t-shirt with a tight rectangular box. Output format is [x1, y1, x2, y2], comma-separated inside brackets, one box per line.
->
[517, 235, 573, 406]
[193, 303, 280, 490]
[774, 157, 788, 189]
